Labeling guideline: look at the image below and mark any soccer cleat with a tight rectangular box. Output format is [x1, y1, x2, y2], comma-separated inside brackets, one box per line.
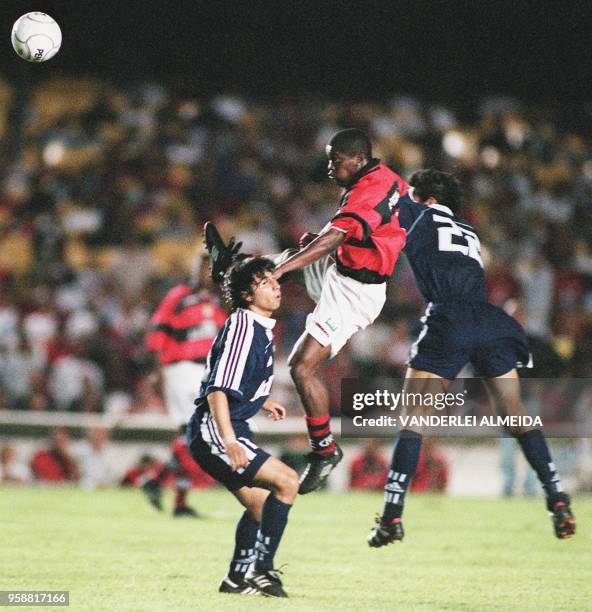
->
[298, 443, 343, 494]
[173, 505, 201, 518]
[367, 515, 404, 548]
[141, 479, 163, 511]
[218, 576, 261, 596]
[203, 221, 243, 283]
[246, 568, 288, 598]
[549, 497, 576, 539]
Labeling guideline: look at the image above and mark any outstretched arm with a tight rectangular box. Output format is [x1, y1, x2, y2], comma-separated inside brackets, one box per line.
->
[273, 228, 345, 280]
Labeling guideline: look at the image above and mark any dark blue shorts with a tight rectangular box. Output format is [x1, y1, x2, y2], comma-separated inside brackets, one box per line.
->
[408, 300, 531, 380]
[186, 411, 270, 492]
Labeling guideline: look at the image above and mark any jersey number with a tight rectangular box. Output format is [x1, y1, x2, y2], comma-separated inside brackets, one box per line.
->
[433, 214, 483, 268]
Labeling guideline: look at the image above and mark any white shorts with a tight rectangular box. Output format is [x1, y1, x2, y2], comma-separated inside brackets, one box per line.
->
[162, 361, 206, 427]
[302, 257, 386, 358]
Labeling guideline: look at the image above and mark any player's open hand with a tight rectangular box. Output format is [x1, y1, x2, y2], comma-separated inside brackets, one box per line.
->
[262, 399, 287, 421]
[299, 232, 318, 248]
[225, 441, 250, 471]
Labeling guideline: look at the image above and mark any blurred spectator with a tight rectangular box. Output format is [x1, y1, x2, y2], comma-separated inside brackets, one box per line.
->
[30, 428, 80, 483]
[0, 328, 43, 409]
[279, 434, 310, 475]
[77, 427, 113, 489]
[48, 342, 104, 412]
[0, 80, 590, 417]
[349, 439, 389, 491]
[121, 453, 161, 487]
[0, 443, 31, 484]
[410, 438, 449, 493]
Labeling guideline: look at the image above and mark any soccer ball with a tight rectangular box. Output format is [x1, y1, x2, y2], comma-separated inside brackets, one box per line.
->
[11, 12, 62, 62]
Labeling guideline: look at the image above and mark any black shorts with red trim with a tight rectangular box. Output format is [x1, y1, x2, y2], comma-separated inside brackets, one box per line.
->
[186, 410, 270, 492]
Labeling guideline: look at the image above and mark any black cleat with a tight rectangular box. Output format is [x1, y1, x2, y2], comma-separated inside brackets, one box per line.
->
[367, 516, 404, 548]
[218, 576, 261, 596]
[141, 479, 163, 511]
[203, 221, 243, 283]
[173, 505, 201, 518]
[246, 569, 287, 598]
[549, 496, 576, 539]
[298, 443, 343, 494]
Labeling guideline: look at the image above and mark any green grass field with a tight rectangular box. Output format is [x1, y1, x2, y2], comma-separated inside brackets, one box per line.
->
[3, 487, 591, 611]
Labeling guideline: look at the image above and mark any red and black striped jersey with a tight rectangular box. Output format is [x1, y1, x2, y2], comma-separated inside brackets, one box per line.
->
[146, 285, 227, 365]
[329, 159, 408, 284]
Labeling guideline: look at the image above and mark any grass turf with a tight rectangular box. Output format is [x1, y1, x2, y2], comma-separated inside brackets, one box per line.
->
[3, 487, 591, 611]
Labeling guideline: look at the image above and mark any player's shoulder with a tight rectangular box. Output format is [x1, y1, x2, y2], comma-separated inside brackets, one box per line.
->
[356, 163, 408, 192]
[427, 204, 475, 228]
[226, 308, 257, 330]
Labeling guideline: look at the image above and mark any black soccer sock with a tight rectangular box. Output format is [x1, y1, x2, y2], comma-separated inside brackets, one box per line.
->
[382, 429, 423, 522]
[517, 429, 565, 505]
[228, 511, 260, 583]
[254, 495, 292, 571]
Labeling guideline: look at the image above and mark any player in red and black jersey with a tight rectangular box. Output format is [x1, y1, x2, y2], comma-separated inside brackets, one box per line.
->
[142, 253, 227, 516]
[272, 129, 408, 493]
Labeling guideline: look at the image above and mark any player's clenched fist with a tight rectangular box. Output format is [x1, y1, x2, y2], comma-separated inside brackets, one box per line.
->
[224, 441, 250, 471]
[298, 232, 318, 248]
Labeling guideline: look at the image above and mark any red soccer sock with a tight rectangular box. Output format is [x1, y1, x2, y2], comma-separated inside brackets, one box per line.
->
[305, 414, 336, 454]
[175, 487, 188, 509]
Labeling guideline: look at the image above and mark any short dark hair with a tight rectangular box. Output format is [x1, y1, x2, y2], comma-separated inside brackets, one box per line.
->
[223, 256, 276, 310]
[329, 128, 372, 159]
[409, 169, 463, 214]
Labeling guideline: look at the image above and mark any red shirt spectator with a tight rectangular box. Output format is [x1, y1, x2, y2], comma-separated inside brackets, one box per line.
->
[410, 440, 448, 493]
[349, 440, 389, 490]
[30, 428, 80, 482]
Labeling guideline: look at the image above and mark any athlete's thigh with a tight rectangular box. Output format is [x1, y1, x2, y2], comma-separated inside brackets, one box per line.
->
[483, 369, 527, 416]
[402, 367, 452, 424]
[288, 331, 332, 370]
[251, 455, 297, 491]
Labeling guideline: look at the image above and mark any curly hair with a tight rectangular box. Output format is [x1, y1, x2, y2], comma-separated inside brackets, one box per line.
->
[409, 169, 463, 214]
[222, 256, 276, 310]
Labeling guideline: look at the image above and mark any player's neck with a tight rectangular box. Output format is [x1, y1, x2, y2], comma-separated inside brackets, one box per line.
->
[247, 304, 274, 319]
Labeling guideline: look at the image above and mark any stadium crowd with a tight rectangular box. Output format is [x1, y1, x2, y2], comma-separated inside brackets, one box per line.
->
[0, 77, 591, 418]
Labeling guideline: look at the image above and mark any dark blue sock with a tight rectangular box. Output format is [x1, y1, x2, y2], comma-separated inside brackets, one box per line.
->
[517, 429, 564, 503]
[228, 511, 259, 582]
[254, 495, 292, 571]
[382, 430, 423, 521]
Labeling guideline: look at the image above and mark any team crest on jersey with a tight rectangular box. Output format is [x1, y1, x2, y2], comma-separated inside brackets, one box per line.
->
[388, 185, 400, 211]
[324, 317, 339, 332]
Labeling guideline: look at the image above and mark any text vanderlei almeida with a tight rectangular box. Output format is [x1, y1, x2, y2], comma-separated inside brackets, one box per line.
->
[349, 390, 542, 428]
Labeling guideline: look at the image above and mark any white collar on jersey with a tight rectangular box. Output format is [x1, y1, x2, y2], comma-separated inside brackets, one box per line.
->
[429, 202, 454, 216]
[240, 307, 276, 329]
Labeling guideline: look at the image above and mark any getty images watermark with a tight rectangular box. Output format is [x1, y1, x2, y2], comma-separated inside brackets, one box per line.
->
[340, 378, 592, 438]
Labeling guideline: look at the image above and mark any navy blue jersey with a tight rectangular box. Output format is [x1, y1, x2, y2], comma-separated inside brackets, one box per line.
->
[396, 195, 487, 303]
[193, 308, 275, 422]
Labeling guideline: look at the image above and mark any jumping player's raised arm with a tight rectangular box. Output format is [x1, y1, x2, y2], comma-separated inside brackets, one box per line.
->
[273, 228, 344, 279]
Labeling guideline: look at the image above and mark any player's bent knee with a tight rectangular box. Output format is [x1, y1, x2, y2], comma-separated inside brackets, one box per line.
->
[288, 358, 312, 383]
[273, 467, 299, 503]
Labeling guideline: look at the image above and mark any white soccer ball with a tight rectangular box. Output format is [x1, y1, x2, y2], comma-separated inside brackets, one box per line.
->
[11, 12, 62, 63]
